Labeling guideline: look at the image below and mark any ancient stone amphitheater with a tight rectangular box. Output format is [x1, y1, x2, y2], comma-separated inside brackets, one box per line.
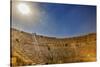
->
[11, 28, 96, 66]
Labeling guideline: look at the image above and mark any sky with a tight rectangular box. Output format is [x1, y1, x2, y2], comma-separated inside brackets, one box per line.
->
[12, 1, 96, 37]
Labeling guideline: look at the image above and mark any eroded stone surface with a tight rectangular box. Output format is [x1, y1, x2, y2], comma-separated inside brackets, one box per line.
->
[11, 28, 96, 66]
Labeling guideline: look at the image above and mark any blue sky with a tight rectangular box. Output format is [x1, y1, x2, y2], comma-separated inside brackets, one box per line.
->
[12, 2, 96, 37]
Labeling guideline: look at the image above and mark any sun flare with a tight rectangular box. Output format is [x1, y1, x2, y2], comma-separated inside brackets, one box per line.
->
[17, 3, 30, 15]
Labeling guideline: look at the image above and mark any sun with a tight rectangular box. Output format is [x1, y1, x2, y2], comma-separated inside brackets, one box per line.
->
[17, 3, 30, 15]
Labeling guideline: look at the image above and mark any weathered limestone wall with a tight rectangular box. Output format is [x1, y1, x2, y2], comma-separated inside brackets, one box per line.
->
[11, 28, 96, 66]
